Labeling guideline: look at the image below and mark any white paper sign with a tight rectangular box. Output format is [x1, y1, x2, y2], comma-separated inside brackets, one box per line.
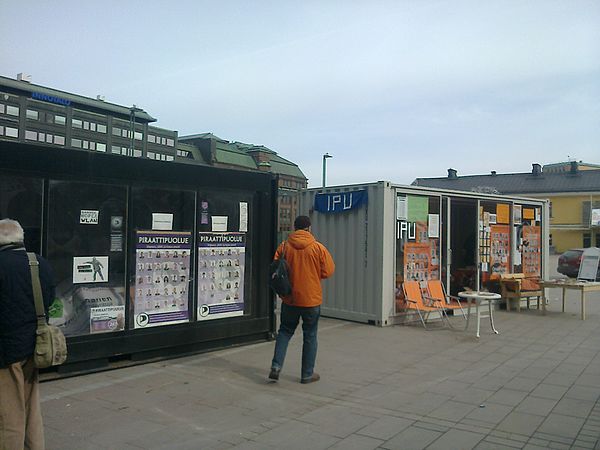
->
[211, 216, 228, 232]
[592, 209, 600, 227]
[73, 256, 109, 284]
[239, 202, 248, 232]
[428, 214, 439, 238]
[396, 196, 407, 220]
[152, 213, 173, 231]
[80, 210, 99, 225]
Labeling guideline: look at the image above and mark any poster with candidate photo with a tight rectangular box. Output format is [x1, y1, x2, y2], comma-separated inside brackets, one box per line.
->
[197, 232, 245, 321]
[134, 231, 191, 328]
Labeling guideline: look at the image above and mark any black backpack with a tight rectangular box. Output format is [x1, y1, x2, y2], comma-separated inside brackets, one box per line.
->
[269, 241, 292, 296]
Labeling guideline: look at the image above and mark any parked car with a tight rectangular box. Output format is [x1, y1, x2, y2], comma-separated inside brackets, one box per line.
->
[557, 248, 600, 279]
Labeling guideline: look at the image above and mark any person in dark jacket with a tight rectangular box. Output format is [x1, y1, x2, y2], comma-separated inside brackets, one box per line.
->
[0, 219, 55, 450]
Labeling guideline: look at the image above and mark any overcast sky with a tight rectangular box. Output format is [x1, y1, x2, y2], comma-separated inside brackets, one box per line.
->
[1, 1, 598, 187]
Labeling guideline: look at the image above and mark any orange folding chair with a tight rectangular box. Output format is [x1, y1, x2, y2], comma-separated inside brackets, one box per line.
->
[402, 281, 450, 329]
[426, 279, 467, 319]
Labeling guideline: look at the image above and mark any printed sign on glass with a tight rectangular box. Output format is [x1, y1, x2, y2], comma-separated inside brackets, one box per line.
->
[134, 231, 191, 328]
[197, 232, 246, 321]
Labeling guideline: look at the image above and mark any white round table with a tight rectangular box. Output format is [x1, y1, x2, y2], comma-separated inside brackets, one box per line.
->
[458, 291, 501, 338]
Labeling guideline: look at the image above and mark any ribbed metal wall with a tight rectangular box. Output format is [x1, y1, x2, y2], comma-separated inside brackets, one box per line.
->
[298, 182, 395, 325]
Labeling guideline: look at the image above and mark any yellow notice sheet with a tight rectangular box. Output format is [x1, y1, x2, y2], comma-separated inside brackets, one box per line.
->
[496, 204, 510, 224]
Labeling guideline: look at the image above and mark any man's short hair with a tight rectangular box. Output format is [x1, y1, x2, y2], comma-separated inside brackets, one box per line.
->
[294, 215, 311, 230]
[0, 219, 25, 245]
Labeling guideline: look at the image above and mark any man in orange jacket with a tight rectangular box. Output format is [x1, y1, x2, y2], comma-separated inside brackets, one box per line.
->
[269, 216, 335, 384]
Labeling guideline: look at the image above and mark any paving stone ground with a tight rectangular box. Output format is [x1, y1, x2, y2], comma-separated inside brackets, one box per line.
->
[42, 283, 600, 449]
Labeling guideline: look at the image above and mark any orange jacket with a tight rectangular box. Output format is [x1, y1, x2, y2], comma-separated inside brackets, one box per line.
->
[274, 230, 335, 307]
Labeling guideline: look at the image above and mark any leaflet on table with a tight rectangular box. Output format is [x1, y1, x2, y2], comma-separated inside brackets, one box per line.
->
[197, 232, 245, 321]
[134, 231, 191, 328]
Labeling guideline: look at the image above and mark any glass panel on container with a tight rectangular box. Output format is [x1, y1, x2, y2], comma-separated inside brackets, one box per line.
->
[130, 187, 195, 329]
[0, 174, 43, 253]
[515, 204, 542, 278]
[196, 190, 254, 321]
[395, 193, 440, 314]
[47, 181, 127, 337]
[447, 198, 478, 295]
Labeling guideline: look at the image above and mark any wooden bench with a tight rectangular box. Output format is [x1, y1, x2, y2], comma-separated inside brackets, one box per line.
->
[499, 273, 543, 312]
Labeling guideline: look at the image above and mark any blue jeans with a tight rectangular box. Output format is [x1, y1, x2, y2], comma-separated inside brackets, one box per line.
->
[271, 303, 320, 380]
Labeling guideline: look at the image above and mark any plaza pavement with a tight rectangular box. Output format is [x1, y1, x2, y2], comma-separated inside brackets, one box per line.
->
[41, 285, 600, 449]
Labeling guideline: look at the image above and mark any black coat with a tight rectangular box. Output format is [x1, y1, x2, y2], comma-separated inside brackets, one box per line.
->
[0, 245, 55, 368]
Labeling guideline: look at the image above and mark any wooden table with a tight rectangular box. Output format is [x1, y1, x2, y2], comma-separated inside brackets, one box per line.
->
[539, 280, 600, 320]
[458, 291, 501, 338]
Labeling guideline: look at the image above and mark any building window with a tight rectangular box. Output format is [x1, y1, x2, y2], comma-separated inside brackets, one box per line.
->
[72, 138, 82, 148]
[133, 149, 142, 157]
[112, 127, 121, 136]
[54, 135, 65, 145]
[26, 109, 39, 120]
[72, 119, 83, 128]
[25, 130, 37, 140]
[97, 124, 107, 133]
[148, 135, 156, 143]
[166, 138, 174, 147]
[0, 104, 4, 114]
[134, 131, 143, 141]
[96, 143, 106, 152]
[5, 127, 18, 138]
[583, 233, 591, 248]
[549, 201, 553, 218]
[6, 105, 19, 116]
[55, 115, 66, 126]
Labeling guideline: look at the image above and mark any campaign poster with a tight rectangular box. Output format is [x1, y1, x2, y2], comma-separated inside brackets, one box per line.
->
[134, 231, 191, 328]
[90, 305, 125, 334]
[197, 232, 245, 321]
[49, 284, 125, 337]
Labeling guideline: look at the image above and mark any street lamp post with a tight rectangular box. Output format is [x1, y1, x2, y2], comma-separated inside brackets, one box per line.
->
[322, 153, 333, 187]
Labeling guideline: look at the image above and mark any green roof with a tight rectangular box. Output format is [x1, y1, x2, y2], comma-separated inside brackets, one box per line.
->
[179, 132, 305, 178]
[269, 154, 306, 179]
[181, 132, 226, 142]
[214, 141, 257, 169]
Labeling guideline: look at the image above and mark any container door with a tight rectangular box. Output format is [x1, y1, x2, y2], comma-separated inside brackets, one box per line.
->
[447, 197, 478, 295]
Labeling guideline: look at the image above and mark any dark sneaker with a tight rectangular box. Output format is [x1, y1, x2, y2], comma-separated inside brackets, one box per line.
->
[300, 373, 320, 384]
[268, 367, 280, 381]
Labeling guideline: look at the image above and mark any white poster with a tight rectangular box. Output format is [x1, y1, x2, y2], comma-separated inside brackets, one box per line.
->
[513, 205, 522, 225]
[90, 305, 125, 334]
[80, 210, 99, 225]
[211, 216, 228, 232]
[73, 256, 108, 284]
[152, 213, 174, 231]
[239, 202, 248, 232]
[591, 208, 600, 226]
[427, 214, 439, 238]
[396, 196, 407, 220]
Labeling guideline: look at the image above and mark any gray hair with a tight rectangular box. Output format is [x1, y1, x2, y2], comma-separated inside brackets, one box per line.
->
[0, 219, 25, 245]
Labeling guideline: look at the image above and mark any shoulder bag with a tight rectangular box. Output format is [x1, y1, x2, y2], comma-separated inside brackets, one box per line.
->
[27, 253, 67, 368]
